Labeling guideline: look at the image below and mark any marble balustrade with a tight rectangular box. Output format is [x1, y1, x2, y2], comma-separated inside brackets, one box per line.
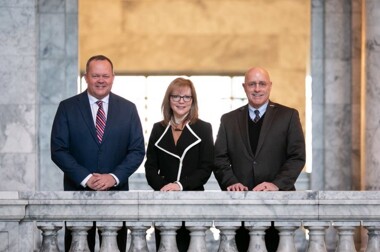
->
[1, 191, 380, 251]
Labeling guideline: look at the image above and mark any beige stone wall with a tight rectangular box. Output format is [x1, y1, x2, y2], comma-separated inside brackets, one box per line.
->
[79, 0, 310, 125]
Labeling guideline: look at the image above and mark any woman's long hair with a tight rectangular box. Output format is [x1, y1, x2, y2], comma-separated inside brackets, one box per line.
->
[161, 77, 199, 126]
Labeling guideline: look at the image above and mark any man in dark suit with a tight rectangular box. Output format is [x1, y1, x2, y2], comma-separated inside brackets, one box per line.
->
[213, 67, 305, 252]
[51, 55, 145, 252]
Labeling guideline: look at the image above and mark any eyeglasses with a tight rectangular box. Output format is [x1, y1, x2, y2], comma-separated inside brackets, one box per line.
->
[170, 95, 192, 102]
[244, 81, 269, 89]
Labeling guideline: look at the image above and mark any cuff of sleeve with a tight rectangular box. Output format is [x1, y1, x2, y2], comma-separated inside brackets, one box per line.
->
[175, 181, 183, 191]
[81, 174, 92, 188]
[110, 173, 119, 186]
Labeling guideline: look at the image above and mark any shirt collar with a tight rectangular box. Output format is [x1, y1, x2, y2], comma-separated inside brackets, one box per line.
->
[88, 93, 110, 104]
[248, 101, 269, 118]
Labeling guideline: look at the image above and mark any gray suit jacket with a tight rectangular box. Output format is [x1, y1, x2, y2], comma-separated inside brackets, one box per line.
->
[213, 101, 305, 191]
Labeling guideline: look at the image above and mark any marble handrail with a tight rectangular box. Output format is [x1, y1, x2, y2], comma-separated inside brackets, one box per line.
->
[1, 191, 380, 251]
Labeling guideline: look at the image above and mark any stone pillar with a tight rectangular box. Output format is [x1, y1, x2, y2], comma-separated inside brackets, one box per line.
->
[324, 0, 353, 190]
[38, 0, 78, 191]
[310, 0, 326, 191]
[97, 222, 122, 252]
[334, 221, 360, 252]
[363, 223, 380, 252]
[310, 0, 353, 190]
[0, 0, 37, 192]
[303, 221, 329, 252]
[276, 222, 300, 252]
[365, 0, 380, 190]
[66, 222, 93, 252]
[126, 221, 150, 252]
[37, 222, 63, 252]
[186, 222, 209, 252]
[245, 222, 271, 252]
[215, 221, 240, 252]
[155, 221, 181, 252]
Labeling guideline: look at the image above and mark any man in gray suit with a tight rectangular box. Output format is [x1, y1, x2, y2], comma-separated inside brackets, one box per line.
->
[213, 67, 306, 251]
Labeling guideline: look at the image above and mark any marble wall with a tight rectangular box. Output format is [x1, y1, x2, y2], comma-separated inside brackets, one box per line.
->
[0, 0, 77, 191]
[0, 0, 37, 191]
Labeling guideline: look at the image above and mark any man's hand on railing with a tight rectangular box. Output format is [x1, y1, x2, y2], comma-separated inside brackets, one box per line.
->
[227, 183, 248, 191]
[253, 182, 279, 191]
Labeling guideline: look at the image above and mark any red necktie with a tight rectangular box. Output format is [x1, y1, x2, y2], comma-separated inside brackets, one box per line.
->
[96, 101, 106, 143]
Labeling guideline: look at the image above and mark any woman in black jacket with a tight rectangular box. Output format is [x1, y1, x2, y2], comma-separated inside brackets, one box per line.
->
[145, 77, 214, 251]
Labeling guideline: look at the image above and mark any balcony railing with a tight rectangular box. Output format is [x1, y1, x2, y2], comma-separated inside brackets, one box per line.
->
[1, 191, 379, 251]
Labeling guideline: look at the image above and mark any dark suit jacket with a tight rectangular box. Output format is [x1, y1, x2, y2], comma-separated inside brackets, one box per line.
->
[51, 91, 145, 191]
[145, 120, 214, 191]
[214, 101, 305, 191]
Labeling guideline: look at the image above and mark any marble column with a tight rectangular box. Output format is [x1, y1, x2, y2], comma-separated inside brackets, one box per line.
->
[66, 222, 93, 252]
[245, 222, 271, 252]
[324, 0, 353, 190]
[310, 0, 325, 191]
[363, 223, 380, 252]
[38, 0, 78, 191]
[37, 222, 63, 252]
[334, 222, 359, 252]
[216, 222, 240, 252]
[303, 221, 329, 252]
[0, 0, 37, 191]
[97, 222, 122, 252]
[365, 0, 380, 190]
[186, 222, 209, 252]
[155, 221, 181, 252]
[310, 0, 353, 190]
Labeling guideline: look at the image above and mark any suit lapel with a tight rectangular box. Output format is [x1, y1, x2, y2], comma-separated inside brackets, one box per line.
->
[238, 105, 254, 158]
[255, 101, 276, 156]
[77, 91, 98, 144]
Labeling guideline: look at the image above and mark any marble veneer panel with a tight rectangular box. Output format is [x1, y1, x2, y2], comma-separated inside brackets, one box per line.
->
[0, 104, 36, 191]
[365, 0, 380, 190]
[38, 0, 78, 191]
[323, 1, 352, 190]
[0, 2, 37, 192]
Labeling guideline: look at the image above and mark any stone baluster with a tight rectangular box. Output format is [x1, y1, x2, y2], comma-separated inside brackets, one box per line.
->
[66, 221, 93, 252]
[214, 221, 240, 252]
[245, 221, 271, 252]
[126, 221, 151, 252]
[276, 221, 300, 252]
[155, 221, 181, 252]
[37, 221, 63, 252]
[97, 221, 122, 252]
[186, 221, 210, 252]
[333, 221, 360, 252]
[362, 222, 380, 252]
[303, 221, 329, 252]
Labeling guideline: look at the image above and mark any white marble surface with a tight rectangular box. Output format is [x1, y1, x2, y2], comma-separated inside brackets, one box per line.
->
[365, 0, 380, 190]
[2, 191, 380, 251]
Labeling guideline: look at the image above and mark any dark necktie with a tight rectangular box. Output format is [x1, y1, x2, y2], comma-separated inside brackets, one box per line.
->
[253, 110, 260, 123]
[96, 101, 106, 143]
